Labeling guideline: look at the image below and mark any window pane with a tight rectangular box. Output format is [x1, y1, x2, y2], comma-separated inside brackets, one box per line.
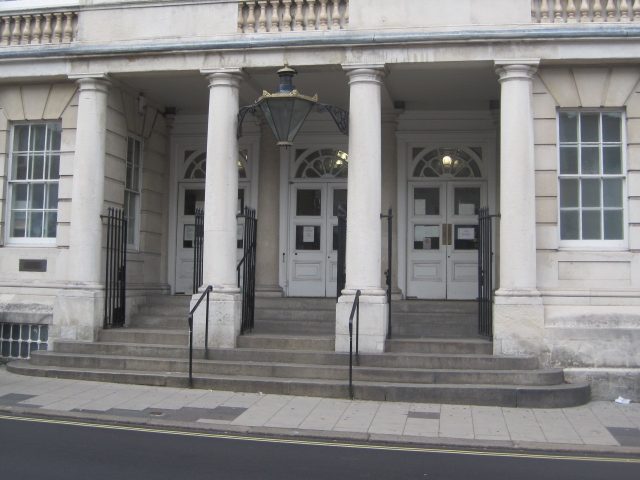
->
[127, 137, 134, 163]
[582, 210, 601, 239]
[581, 147, 599, 174]
[414, 225, 440, 250]
[559, 113, 578, 142]
[560, 179, 579, 208]
[603, 146, 621, 174]
[602, 113, 621, 142]
[11, 211, 26, 237]
[332, 189, 347, 217]
[47, 184, 59, 209]
[48, 124, 61, 150]
[12, 155, 28, 180]
[454, 187, 480, 215]
[13, 125, 30, 151]
[414, 188, 439, 216]
[560, 211, 579, 240]
[30, 155, 45, 179]
[44, 212, 57, 238]
[30, 124, 46, 151]
[48, 155, 60, 179]
[559, 147, 578, 174]
[134, 139, 141, 166]
[581, 179, 600, 208]
[580, 114, 599, 142]
[603, 178, 623, 208]
[12, 184, 28, 209]
[28, 211, 44, 237]
[296, 189, 321, 216]
[30, 183, 45, 209]
[295, 225, 320, 250]
[126, 164, 133, 190]
[183, 189, 204, 215]
[604, 210, 623, 240]
[133, 163, 140, 191]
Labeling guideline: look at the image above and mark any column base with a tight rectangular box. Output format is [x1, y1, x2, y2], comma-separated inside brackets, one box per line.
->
[53, 286, 104, 342]
[335, 292, 388, 353]
[493, 288, 547, 362]
[190, 289, 241, 349]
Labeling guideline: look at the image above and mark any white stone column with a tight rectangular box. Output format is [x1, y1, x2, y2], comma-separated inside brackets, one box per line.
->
[55, 75, 109, 341]
[336, 65, 389, 353]
[255, 122, 283, 296]
[192, 69, 243, 349]
[493, 61, 546, 360]
[68, 75, 110, 284]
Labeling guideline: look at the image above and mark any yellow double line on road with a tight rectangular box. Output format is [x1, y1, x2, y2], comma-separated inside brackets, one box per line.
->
[1, 413, 638, 464]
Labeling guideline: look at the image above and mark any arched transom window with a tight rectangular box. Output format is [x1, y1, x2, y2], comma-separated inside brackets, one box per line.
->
[411, 147, 483, 179]
[293, 148, 348, 179]
[183, 149, 249, 180]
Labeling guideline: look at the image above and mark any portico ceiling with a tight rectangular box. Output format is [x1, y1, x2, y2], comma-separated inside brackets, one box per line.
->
[115, 62, 500, 115]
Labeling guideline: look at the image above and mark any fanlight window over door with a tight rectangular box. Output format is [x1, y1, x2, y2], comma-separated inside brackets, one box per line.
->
[294, 148, 348, 179]
[183, 149, 249, 180]
[411, 147, 483, 179]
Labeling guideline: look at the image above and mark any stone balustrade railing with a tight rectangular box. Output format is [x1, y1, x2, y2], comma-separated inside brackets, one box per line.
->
[532, 0, 640, 23]
[238, 0, 348, 33]
[0, 11, 77, 46]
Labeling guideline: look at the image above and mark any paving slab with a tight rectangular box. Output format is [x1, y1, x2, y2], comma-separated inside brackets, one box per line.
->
[334, 401, 380, 433]
[563, 406, 619, 446]
[533, 409, 583, 444]
[439, 405, 474, 439]
[264, 396, 322, 429]
[232, 394, 291, 427]
[298, 398, 351, 431]
[471, 406, 510, 441]
[502, 408, 546, 443]
[368, 402, 409, 435]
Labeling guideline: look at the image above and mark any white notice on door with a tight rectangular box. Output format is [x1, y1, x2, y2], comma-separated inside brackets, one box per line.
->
[459, 203, 475, 215]
[458, 227, 476, 240]
[303, 226, 315, 243]
[415, 199, 426, 216]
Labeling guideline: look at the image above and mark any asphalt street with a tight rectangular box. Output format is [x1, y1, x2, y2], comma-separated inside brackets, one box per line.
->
[0, 415, 638, 480]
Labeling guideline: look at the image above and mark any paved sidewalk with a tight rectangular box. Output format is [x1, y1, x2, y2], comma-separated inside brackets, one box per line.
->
[1, 366, 639, 456]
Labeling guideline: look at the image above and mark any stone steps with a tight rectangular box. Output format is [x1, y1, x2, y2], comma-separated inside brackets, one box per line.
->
[5, 295, 591, 408]
[7, 361, 588, 408]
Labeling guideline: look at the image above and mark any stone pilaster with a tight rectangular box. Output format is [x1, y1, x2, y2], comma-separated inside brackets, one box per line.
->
[255, 122, 283, 297]
[336, 65, 389, 353]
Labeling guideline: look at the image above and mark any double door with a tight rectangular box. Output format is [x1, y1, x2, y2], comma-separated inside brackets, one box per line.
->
[288, 183, 347, 297]
[407, 181, 484, 299]
[174, 182, 247, 294]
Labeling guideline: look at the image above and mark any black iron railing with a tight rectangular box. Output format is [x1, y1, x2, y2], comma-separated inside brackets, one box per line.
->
[348, 289, 361, 399]
[478, 207, 497, 338]
[187, 285, 212, 388]
[192, 208, 204, 294]
[103, 207, 127, 328]
[336, 206, 347, 301]
[381, 208, 393, 339]
[237, 207, 257, 334]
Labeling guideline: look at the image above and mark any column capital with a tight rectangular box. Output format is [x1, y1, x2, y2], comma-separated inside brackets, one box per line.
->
[495, 60, 539, 83]
[68, 73, 111, 92]
[343, 64, 387, 85]
[201, 68, 243, 89]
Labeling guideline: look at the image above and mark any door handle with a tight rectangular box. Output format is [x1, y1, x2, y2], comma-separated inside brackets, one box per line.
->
[441, 223, 448, 247]
[447, 223, 453, 247]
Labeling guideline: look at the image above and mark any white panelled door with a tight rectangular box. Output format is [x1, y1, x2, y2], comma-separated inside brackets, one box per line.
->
[287, 183, 347, 297]
[407, 181, 485, 299]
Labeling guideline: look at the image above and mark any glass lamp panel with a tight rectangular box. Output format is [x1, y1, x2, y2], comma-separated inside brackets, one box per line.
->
[285, 98, 315, 144]
[580, 113, 599, 142]
[559, 112, 578, 143]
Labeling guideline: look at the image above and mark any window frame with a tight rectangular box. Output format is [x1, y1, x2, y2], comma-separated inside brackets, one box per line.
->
[5, 121, 62, 246]
[124, 135, 143, 251]
[557, 108, 628, 250]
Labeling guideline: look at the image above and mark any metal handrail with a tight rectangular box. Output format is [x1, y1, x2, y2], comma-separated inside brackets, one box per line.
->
[381, 208, 393, 339]
[187, 285, 212, 388]
[348, 289, 361, 399]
